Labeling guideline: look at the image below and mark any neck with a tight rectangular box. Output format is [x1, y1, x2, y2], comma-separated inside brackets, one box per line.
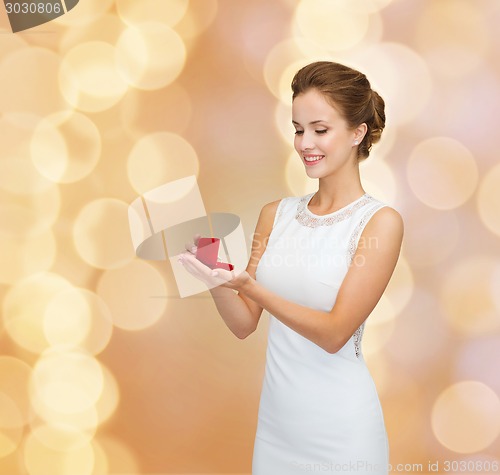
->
[313, 161, 365, 208]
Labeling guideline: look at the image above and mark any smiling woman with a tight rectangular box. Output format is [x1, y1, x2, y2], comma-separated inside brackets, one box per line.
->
[179, 60, 403, 475]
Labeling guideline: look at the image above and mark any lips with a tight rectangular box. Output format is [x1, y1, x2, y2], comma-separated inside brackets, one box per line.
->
[303, 154, 324, 166]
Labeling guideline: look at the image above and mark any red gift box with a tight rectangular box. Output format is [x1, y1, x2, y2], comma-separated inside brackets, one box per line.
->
[195, 237, 234, 271]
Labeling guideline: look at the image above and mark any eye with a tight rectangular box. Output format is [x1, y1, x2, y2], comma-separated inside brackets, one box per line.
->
[315, 129, 328, 134]
[294, 130, 304, 135]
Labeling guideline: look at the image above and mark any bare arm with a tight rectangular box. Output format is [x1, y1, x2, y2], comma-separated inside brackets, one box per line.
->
[230, 207, 404, 353]
[181, 200, 281, 339]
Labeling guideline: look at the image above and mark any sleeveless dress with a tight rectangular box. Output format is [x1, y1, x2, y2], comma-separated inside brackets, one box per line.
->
[252, 192, 390, 475]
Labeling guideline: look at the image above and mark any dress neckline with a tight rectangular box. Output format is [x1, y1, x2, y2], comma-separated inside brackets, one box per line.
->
[305, 192, 368, 217]
[296, 192, 373, 228]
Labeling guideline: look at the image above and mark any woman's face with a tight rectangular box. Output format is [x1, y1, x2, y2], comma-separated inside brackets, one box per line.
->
[292, 88, 362, 179]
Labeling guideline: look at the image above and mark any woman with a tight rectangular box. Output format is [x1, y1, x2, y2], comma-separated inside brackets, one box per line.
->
[178, 61, 403, 474]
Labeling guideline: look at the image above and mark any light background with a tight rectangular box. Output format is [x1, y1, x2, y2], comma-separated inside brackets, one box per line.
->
[1, 0, 500, 473]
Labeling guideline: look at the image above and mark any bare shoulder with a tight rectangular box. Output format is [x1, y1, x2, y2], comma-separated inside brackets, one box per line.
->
[257, 199, 282, 230]
[362, 206, 404, 249]
[367, 206, 403, 234]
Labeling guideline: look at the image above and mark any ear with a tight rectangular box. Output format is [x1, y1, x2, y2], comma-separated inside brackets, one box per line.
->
[353, 123, 368, 144]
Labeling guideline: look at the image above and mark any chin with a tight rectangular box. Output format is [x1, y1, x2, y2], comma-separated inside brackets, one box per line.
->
[304, 163, 330, 177]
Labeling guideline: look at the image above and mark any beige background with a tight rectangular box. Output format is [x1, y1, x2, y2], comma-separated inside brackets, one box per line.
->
[0, 0, 499, 473]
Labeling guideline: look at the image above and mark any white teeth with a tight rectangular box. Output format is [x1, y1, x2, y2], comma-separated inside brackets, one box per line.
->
[304, 155, 324, 162]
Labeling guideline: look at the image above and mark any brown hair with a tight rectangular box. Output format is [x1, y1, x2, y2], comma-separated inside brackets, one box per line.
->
[291, 61, 385, 160]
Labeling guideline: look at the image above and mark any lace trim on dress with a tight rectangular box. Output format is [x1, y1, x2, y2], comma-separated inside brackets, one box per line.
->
[347, 204, 385, 266]
[353, 323, 365, 359]
[346, 203, 386, 358]
[273, 198, 286, 227]
[295, 193, 374, 228]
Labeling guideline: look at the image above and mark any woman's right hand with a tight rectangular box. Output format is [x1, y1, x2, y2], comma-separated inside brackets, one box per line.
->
[178, 233, 222, 288]
[178, 233, 245, 290]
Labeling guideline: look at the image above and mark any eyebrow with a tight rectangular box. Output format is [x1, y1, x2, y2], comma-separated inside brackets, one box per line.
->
[291, 120, 329, 125]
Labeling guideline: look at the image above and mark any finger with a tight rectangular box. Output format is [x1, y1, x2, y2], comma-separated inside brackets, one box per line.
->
[182, 258, 229, 287]
[182, 253, 212, 274]
[184, 242, 197, 254]
[180, 257, 206, 278]
[193, 233, 201, 245]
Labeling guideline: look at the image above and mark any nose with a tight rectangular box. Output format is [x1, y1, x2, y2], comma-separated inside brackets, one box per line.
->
[297, 130, 315, 151]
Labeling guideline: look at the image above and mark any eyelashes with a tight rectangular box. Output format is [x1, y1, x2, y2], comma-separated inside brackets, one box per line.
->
[294, 130, 328, 135]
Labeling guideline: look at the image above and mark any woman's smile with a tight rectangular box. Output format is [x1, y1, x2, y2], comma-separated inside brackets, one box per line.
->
[303, 154, 325, 165]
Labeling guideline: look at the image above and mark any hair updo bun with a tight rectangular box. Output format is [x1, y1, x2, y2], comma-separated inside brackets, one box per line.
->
[291, 61, 386, 160]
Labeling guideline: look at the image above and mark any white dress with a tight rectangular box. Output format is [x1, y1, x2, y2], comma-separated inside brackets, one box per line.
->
[253, 192, 390, 475]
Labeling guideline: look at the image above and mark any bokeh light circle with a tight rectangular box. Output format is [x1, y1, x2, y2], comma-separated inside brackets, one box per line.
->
[0, 392, 23, 457]
[293, 0, 370, 51]
[350, 42, 432, 126]
[386, 289, 450, 377]
[94, 364, 120, 426]
[2, 273, 73, 353]
[30, 396, 99, 436]
[60, 14, 124, 54]
[343, 0, 395, 14]
[263, 37, 331, 104]
[0, 47, 66, 116]
[360, 156, 398, 204]
[92, 436, 140, 474]
[115, 22, 186, 90]
[0, 28, 28, 57]
[477, 163, 500, 237]
[30, 423, 93, 452]
[96, 259, 167, 331]
[407, 137, 478, 210]
[31, 348, 104, 415]
[127, 132, 200, 194]
[73, 198, 135, 270]
[274, 102, 294, 146]
[23, 427, 95, 475]
[0, 184, 60, 236]
[401, 205, 460, 268]
[59, 41, 129, 112]
[441, 256, 500, 336]
[29, 362, 118, 433]
[52, 0, 114, 27]
[0, 356, 33, 456]
[363, 298, 397, 356]
[30, 111, 101, 184]
[116, 0, 189, 28]
[43, 287, 90, 349]
[432, 381, 500, 453]
[175, 0, 219, 40]
[382, 256, 413, 315]
[44, 288, 113, 356]
[455, 336, 500, 396]
[0, 114, 60, 195]
[415, 0, 489, 78]
[0, 227, 56, 285]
